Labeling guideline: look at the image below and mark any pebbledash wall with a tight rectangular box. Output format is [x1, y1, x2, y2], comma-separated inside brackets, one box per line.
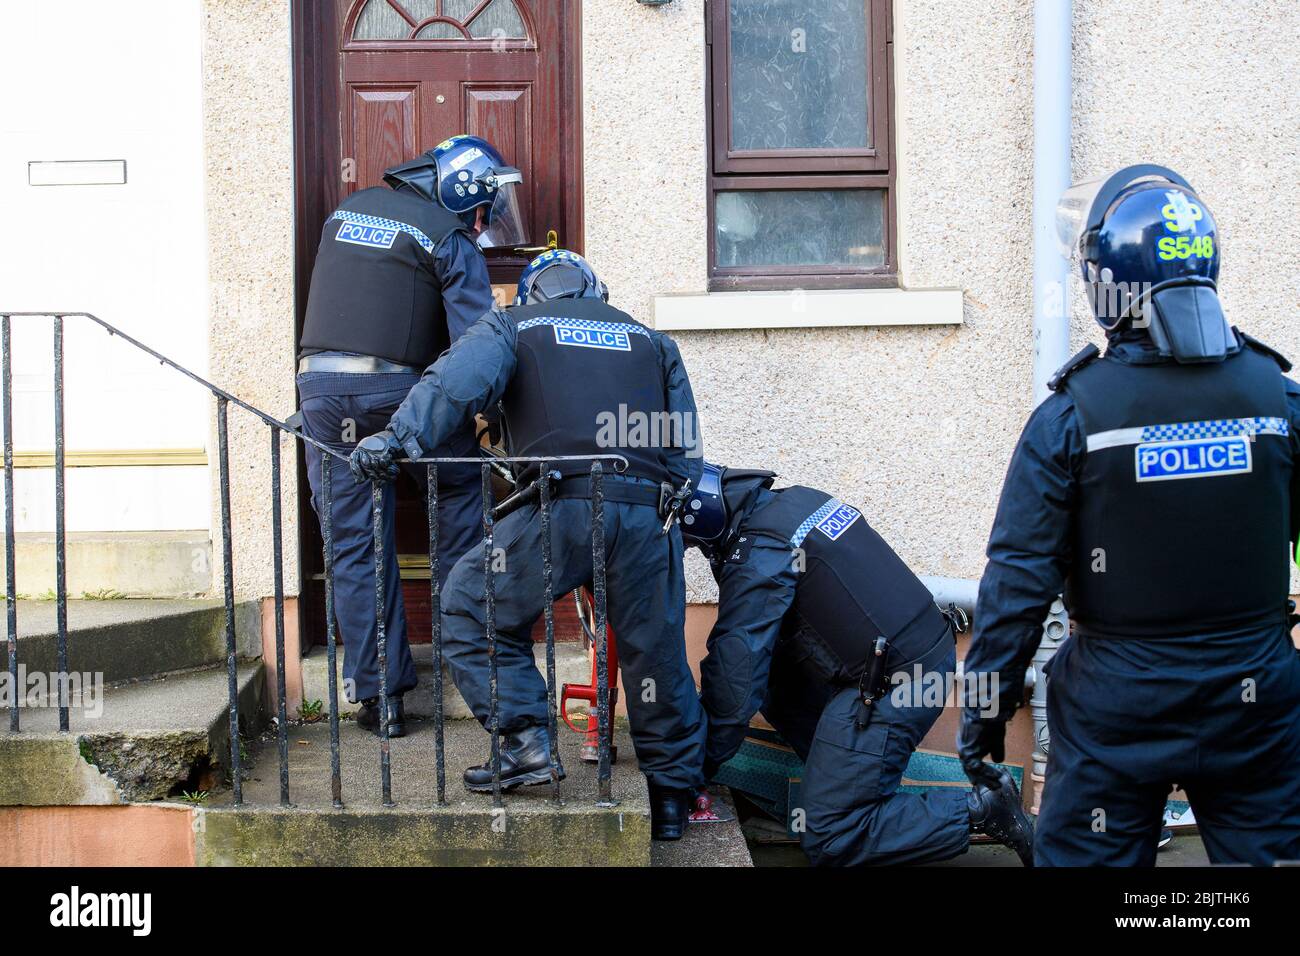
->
[200, 0, 1300, 603]
[201, 0, 299, 598]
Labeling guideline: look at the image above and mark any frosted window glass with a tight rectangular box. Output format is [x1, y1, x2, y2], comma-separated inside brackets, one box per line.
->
[715, 190, 885, 269]
[443, 0, 480, 19]
[729, 0, 870, 151]
[355, 0, 408, 39]
[354, 0, 439, 40]
[415, 22, 463, 40]
[468, 0, 527, 39]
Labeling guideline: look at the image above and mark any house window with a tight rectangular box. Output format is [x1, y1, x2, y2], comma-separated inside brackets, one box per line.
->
[707, 0, 894, 290]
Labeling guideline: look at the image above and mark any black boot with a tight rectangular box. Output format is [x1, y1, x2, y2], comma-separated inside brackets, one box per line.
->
[463, 725, 564, 793]
[649, 784, 693, 841]
[968, 769, 1034, 866]
[356, 696, 405, 738]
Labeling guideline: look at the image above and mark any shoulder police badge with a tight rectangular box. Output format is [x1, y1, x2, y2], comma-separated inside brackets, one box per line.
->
[814, 502, 862, 541]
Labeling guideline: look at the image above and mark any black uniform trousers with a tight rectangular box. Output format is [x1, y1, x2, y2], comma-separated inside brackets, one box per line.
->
[440, 478, 707, 790]
[763, 616, 971, 866]
[1037, 623, 1300, 866]
[299, 370, 482, 702]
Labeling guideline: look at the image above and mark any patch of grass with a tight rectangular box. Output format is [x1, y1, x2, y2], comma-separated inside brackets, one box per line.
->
[177, 790, 210, 805]
[298, 698, 324, 723]
[81, 588, 126, 600]
[35, 589, 57, 601]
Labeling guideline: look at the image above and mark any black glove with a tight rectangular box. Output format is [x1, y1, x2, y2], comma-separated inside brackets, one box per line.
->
[958, 708, 1009, 791]
[349, 430, 402, 484]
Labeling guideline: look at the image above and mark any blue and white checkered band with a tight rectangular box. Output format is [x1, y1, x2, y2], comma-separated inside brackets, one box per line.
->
[790, 498, 861, 547]
[518, 316, 650, 352]
[331, 210, 435, 253]
[1086, 416, 1290, 453]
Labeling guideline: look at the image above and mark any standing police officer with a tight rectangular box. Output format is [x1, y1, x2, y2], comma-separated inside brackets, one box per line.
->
[298, 136, 527, 737]
[959, 165, 1300, 866]
[682, 465, 1033, 866]
[349, 250, 708, 840]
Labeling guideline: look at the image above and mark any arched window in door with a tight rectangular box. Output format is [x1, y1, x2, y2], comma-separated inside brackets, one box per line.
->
[352, 0, 529, 42]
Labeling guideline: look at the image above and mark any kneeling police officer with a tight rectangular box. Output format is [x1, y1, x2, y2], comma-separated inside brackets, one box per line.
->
[350, 250, 708, 840]
[299, 136, 527, 738]
[960, 165, 1300, 866]
[684, 465, 1034, 866]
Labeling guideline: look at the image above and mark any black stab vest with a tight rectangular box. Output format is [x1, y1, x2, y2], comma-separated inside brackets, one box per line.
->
[1063, 344, 1292, 637]
[500, 299, 676, 483]
[300, 187, 470, 366]
[742, 486, 944, 681]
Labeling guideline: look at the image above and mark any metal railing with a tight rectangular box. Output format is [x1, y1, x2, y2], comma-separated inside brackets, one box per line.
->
[2, 312, 625, 810]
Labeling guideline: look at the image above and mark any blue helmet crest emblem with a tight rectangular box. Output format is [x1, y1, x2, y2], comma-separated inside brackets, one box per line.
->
[515, 249, 609, 305]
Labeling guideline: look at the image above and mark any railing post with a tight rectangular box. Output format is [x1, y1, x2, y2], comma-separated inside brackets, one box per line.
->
[2, 315, 16, 733]
[321, 456, 344, 808]
[538, 461, 563, 803]
[215, 397, 242, 804]
[428, 465, 447, 805]
[52, 316, 69, 731]
[590, 462, 614, 807]
[482, 463, 502, 809]
[371, 479, 395, 808]
[270, 426, 291, 807]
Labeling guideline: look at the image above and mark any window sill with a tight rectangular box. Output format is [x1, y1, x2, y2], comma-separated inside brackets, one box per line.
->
[652, 287, 963, 331]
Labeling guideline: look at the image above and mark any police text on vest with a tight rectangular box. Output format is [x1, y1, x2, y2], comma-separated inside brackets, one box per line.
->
[553, 325, 632, 351]
[815, 503, 862, 541]
[1134, 436, 1252, 482]
[335, 221, 399, 249]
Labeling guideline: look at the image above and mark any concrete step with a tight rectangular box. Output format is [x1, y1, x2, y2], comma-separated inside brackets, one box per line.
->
[199, 717, 650, 866]
[0, 661, 266, 805]
[300, 639, 593, 720]
[1, 598, 261, 685]
[651, 787, 753, 867]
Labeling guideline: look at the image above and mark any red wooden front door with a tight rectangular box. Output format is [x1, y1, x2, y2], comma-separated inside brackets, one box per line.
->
[294, 0, 585, 647]
[337, 0, 582, 282]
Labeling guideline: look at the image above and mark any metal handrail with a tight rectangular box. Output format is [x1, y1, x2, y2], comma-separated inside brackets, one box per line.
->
[2, 311, 629, 811]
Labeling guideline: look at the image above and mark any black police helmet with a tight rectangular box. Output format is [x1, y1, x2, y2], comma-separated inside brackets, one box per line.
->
[1057, 164, 1233, 363]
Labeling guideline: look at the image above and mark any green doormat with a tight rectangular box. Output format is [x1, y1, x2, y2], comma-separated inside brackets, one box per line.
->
[713, 729, 1023, 840]
[717, 729, 1191, 840]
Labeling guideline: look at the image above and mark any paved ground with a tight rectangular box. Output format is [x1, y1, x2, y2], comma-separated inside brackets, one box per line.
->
[654, 787, 753, 867]
[232, 715, 754, 865]
[230, 714, 648, 815]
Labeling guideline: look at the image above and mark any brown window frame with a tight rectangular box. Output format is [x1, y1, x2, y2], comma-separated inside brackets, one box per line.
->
[706, 0, 896, 291]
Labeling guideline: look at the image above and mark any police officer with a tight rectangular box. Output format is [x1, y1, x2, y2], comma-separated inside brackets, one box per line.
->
[959, 165, 1300, 866]
[682, 465, 1033, 866]
[298, 136, 527, 737]
[349, 250, 708, 840]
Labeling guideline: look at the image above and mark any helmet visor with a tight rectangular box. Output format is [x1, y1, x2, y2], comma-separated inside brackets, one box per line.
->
[476, 172, 528, 249]
[1055, 177, 1106, 259]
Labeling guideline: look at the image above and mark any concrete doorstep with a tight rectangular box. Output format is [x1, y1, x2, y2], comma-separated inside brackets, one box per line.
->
[202, 717, 652, 866]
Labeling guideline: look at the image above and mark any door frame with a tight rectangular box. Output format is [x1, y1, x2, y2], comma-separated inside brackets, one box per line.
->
[289, 0, 585, 645]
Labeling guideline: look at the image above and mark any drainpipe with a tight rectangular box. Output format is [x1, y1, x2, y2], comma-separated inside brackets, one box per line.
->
[1032, 0, 1073, 404]
[920, 576, 978, 617]
[1029, 0, 1073, 813]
